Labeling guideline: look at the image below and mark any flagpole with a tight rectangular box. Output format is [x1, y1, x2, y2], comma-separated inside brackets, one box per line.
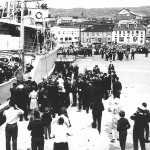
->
[20, 0, 25, 73]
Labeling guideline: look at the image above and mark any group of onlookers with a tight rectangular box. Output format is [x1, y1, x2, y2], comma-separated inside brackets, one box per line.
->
[2, 59, 150, 150]
[0, 58, 19, 84]
[0, 56, 33, 84]
[57, 43, 149, 62]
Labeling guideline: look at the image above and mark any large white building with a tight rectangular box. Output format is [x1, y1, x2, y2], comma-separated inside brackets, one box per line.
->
[51, 25, 85, 43]
[112, 23, 146, 45]
[56, 16, 87, 24]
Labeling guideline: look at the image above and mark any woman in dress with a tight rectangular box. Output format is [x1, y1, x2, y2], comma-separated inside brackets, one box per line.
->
[29, 86, 39, 111]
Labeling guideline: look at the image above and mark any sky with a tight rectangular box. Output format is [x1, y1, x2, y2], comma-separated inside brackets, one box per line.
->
[0, 0, 150, 9]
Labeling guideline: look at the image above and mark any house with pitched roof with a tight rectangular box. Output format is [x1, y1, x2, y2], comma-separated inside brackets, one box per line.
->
[114, 8, 145, 22]
[81, 24, 115, 44]
[112, 23, 146, 45]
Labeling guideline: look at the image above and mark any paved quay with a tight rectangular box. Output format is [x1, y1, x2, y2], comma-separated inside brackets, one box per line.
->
[0, 54, 150, 150]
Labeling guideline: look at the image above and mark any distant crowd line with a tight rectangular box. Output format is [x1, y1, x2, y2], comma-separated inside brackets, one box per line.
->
[57, 43, 149, 61]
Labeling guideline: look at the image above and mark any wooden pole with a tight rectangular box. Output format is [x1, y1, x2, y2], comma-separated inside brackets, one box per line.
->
[20, 0, 24, 73]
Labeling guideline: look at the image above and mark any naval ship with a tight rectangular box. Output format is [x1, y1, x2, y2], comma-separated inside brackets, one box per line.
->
[0, 0, 59, 105]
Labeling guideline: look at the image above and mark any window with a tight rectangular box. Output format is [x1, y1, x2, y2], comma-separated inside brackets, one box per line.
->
[58, 31, 60, 34]
[65, 37, 68, 41]
[102, 32, 104, 36]
[119, 31, 121, 36]
[119, 37, 124, 42]
[92, 32, 95, 36]
[141, 31, 143, 35]
[63, 31, 65, 34]
[98, 38, 101, 42]
[123, 31, 125, 36]
[69, 37, 72, 40]
[82, 32, 84, 36]
[133, 37, 138, 42]
[87, 32, 89, 36]
[136, 31, 139, 35]
[132, 31, 134, 36]
[127, 31, 130, 35]
[97, 32, 99, 36]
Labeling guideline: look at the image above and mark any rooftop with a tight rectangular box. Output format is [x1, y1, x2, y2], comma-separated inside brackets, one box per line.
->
[82, 24, 115, 32]
[113, 23, 146, 31]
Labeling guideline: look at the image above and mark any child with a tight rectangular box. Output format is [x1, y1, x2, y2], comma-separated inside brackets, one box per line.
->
[42, 107, 52, 139]
[117, 110, 130, 150]
[58, 107, 71, 128]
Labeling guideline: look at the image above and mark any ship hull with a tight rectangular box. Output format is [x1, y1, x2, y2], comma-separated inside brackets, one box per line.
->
[0, 47, 58, 105]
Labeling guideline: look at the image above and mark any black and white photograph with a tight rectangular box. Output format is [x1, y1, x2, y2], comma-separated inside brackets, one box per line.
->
[0, 0, 150, 149]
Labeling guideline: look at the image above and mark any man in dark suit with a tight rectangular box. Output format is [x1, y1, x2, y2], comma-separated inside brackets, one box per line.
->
[91, 77, 104, 134]
[85, 79, 94, 113]
[73, 64, 79, 80]
[113, 77, 122, 99]
[10, 83, 17, 102]
[130, 104, 149, 150]
[28, 110, 45, 150]
[108, 61, 115, 74]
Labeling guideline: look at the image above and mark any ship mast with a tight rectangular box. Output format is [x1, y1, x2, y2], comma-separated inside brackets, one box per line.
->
[20, 0, 24, 72]
[20, 0, 44, 72]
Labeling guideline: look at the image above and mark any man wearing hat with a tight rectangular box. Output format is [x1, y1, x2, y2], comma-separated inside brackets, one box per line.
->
[142, 102, 150, 143]
[130, 103, 149, 150]
[15, 84, 29, 121]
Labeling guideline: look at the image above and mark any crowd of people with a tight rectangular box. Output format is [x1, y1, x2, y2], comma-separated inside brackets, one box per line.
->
[0, 55, 33, 84]
[0, 57, 20, 84]
[57, 43, 149, 61]
[2, 60, 150, 150]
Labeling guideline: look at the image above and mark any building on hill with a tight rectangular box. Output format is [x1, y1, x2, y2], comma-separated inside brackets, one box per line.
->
[114, 8, 146, 22]
[56, 17, 73, 24]
[112, 23, 146, 45]
[56, 16, 87, 25]
[81, 24, 115, 44]
[100, 17, 114, 24]
[51, 25, 85, 44]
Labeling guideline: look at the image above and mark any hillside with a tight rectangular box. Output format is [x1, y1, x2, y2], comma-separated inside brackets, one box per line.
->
[49, 6, 150, 18]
